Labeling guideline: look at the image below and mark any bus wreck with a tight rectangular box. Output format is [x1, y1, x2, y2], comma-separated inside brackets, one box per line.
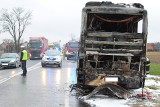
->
[75, 1, 148, 98]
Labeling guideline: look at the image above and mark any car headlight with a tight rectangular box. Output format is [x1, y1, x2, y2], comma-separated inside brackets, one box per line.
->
[40, 53, 44, 57]
[10, 59, 16, 63]
[42, 56, 48, 61]
[56, 56, 61, 61]
[66, 51, 69, 54]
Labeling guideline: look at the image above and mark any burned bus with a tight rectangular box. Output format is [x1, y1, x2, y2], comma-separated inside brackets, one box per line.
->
[77, 1, 148, 89]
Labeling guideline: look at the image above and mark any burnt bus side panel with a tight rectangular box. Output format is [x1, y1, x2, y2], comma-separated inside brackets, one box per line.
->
[77, 4, 148, 89]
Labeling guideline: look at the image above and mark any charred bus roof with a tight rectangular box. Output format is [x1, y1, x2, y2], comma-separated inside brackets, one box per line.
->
[81, 1, 148, 34]
[83, 2, 147, 15]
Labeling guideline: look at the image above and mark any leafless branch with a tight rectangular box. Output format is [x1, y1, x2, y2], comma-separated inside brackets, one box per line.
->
[0, 7, 32, 52]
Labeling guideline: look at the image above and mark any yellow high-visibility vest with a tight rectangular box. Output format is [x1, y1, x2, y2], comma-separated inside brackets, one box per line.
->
[146, 57, 150, 65]
[22, 50, 28, 60]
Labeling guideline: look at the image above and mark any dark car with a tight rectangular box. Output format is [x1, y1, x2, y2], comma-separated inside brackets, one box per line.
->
[0, 53, 21, 69]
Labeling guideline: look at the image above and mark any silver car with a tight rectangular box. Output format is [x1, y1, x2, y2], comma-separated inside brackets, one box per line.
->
[41, 49, 62, 67]
[0, 53, 21, 69]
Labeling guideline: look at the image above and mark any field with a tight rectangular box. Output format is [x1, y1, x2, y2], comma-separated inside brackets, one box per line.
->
[147, 52, 160, 64]
[147, 52, 160, 75]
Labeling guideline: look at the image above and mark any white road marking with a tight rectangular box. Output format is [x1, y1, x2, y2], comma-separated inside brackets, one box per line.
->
[0, 62, 41, 84]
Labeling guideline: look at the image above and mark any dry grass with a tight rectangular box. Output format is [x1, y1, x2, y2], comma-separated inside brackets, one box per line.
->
[145, 85, 159, 90]
[147, 52, 160, 56]
[147, 52, 160, 64]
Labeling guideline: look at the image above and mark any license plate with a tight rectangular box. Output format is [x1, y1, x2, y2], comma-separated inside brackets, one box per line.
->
[48, 61, 56, 64]
[2, 63, 8, 65]
[105, 77, 118, 82]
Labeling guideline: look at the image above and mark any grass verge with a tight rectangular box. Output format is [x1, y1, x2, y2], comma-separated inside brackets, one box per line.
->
[150, 63, 160, 75]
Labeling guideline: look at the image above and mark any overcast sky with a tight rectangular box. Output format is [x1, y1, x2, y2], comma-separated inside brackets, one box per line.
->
[0, 0, 159, 44]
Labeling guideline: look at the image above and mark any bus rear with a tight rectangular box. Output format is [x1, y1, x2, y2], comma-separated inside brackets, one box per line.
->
[77, 1, 148, 89]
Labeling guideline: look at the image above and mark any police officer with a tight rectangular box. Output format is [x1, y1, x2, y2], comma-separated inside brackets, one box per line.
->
[145, 57, 150, 74]
[20, 45, 28, 76]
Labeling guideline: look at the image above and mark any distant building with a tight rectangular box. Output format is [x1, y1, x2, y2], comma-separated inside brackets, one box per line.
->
[147, 43, 154, 51]
[153, 42, 160, 51]
[0, 41, 15, 52]
[0, 42, 8, 52]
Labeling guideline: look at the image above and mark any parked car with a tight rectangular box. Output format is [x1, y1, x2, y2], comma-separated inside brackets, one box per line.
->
[0, 53, 21, 69]
[41, 49, 62, 67]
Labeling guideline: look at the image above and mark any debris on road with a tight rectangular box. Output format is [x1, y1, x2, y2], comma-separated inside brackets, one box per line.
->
[71, 76, 130, 100]
[80, 83, 130, 100]
[136, 92, 152, 99]
[70, 75, 160, 107]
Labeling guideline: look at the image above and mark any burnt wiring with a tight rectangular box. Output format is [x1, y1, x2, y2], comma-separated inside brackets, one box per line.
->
[87, 14, 142, 33]
[94, 14, 137, 23]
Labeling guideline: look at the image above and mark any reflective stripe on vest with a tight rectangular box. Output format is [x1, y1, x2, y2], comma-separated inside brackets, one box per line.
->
[22, 50, 28, 60]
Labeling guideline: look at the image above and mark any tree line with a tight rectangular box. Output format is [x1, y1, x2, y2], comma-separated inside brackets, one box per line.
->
[147, 42, 160, 52]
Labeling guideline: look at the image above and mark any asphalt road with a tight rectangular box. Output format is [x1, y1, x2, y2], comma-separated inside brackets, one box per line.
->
[0, 59, 90, 107]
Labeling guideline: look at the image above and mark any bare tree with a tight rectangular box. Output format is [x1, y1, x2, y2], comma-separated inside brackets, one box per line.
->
[0, 7, 32, 52]
[153, 42, 160, 51]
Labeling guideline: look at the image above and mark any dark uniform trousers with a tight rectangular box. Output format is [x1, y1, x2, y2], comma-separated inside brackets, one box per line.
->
[21, 60, 27, 75]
